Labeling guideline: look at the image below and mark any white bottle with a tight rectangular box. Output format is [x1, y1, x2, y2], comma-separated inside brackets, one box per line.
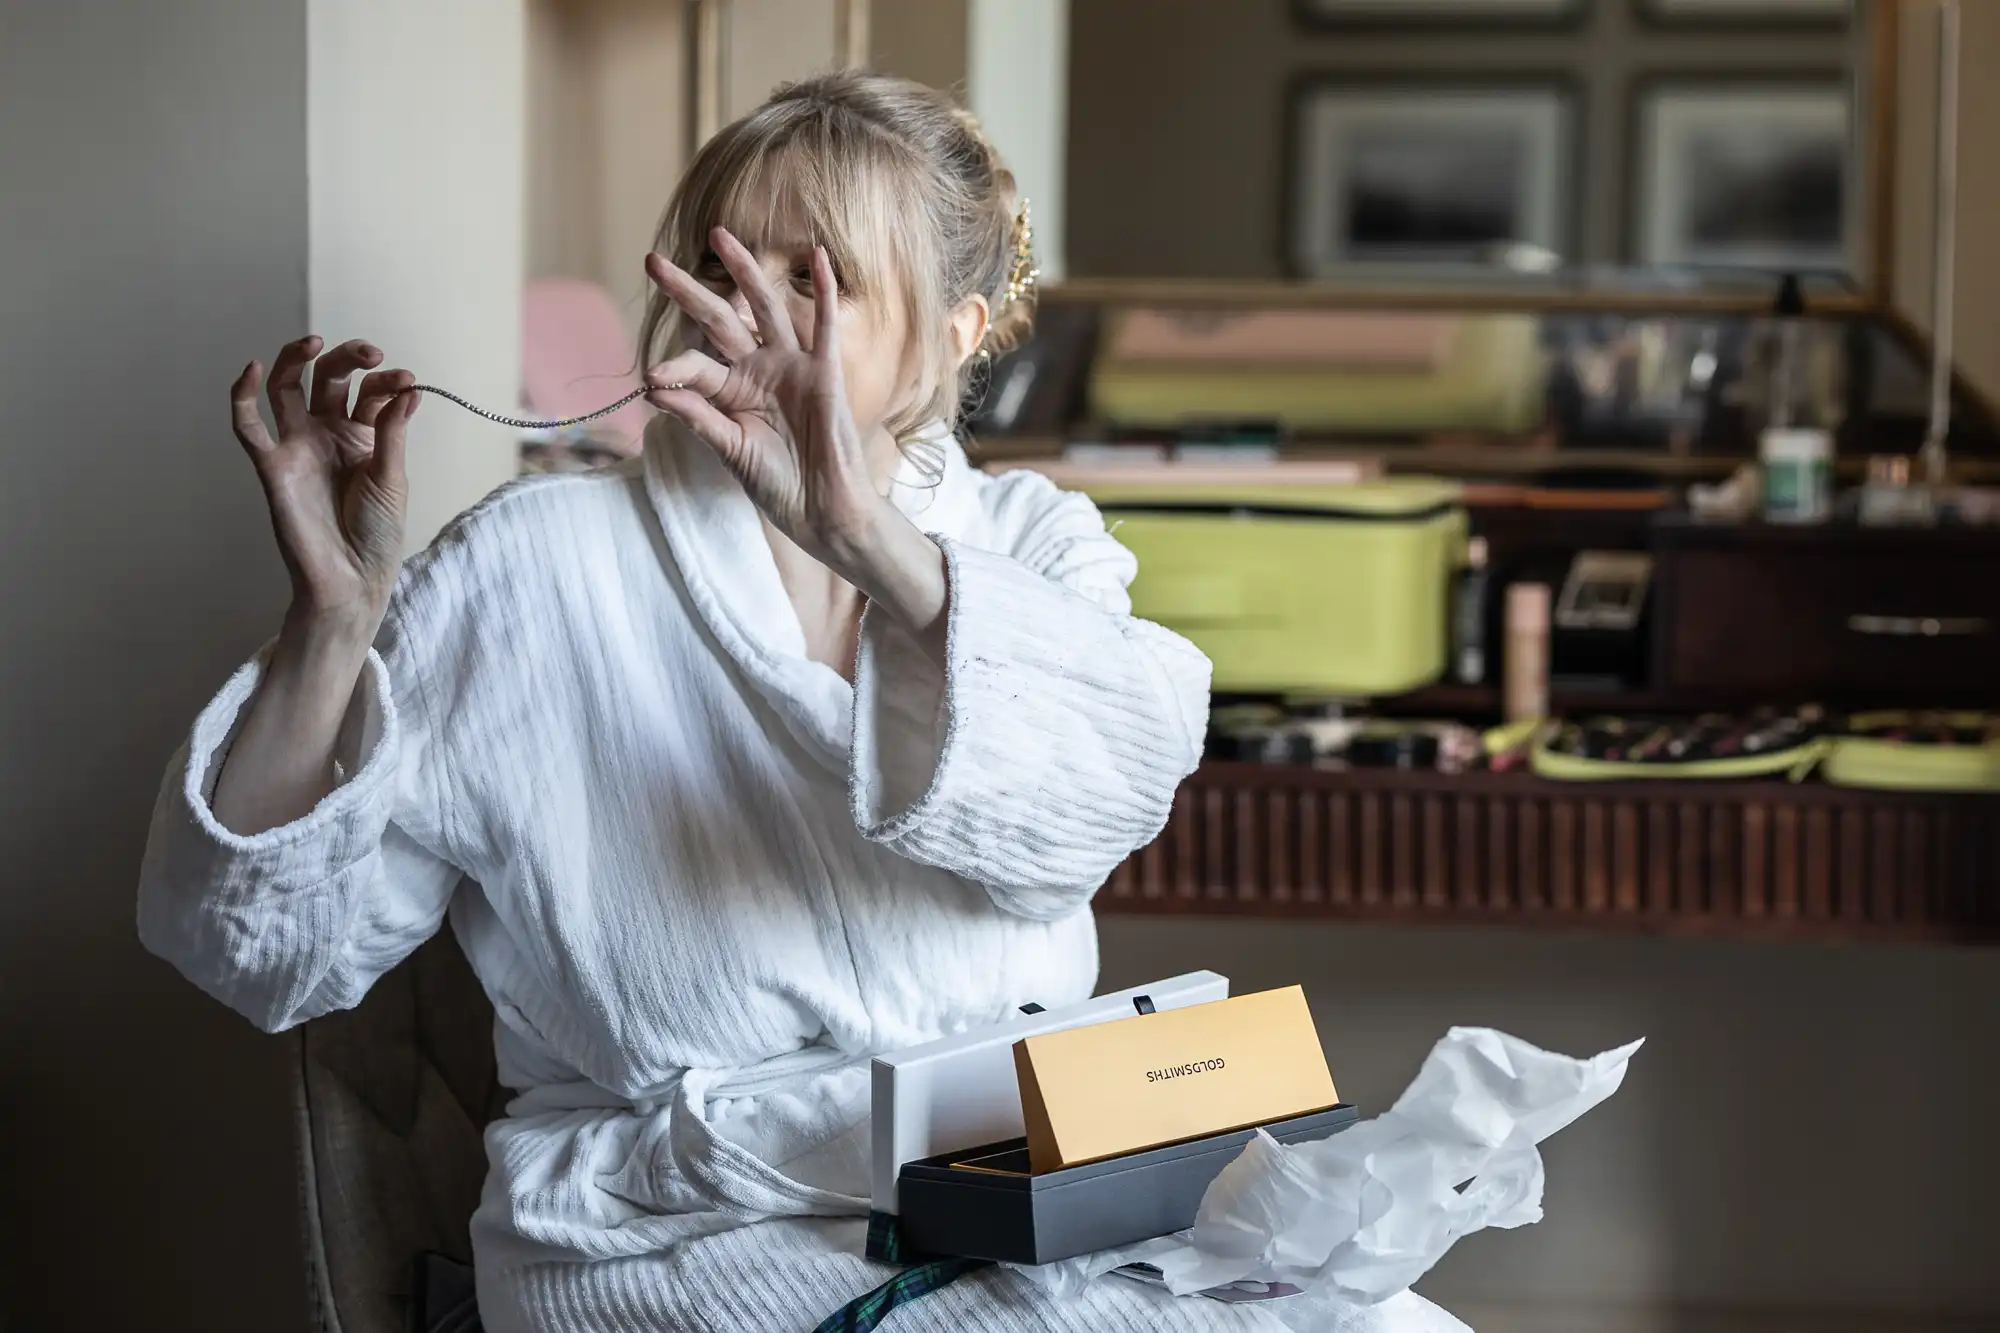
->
[1760, 427, 1833, 525]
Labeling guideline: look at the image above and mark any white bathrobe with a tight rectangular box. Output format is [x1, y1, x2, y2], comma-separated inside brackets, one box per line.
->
[138, 420, 1468, 1333]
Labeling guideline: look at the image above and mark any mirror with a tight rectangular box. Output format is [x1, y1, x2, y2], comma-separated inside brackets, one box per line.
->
[1063, 0, 1886, 301]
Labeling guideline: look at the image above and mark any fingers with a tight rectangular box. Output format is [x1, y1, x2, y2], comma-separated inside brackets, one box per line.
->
[643, 346, 745, 467]
[353, 367, 415, 427]
[810, 246, 841, 369]
[643, 348, 731, 401]
[231, 361, 276, 454]
[309, 339, 383, 418]
[647, 387, 746, 471]
[646, 252, 760, 362]
[267, 335, 321, 435]
[714, 227, 798, 351]
[368, 388, 417, 491]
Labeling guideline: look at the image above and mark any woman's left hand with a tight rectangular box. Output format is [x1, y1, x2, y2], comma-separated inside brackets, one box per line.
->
[642, 229, 888, 571]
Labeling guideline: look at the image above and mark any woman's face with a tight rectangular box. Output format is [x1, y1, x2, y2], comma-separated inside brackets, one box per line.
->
[692, 196, 912, 455]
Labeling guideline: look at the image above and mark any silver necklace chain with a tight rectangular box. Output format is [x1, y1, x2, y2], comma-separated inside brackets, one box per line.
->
[409, 383, 680, 432]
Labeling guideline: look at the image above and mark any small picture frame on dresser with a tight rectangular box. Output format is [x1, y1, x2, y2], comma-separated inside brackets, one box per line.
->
[1637, 0, 1851, 28]
[1287, 76, 1577, 277]
[1292, 0, 1584, 27]
[1629, 76, 1854, 274]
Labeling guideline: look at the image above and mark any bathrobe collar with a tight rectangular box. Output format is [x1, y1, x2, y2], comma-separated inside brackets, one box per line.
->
[641, 416, 983, 771]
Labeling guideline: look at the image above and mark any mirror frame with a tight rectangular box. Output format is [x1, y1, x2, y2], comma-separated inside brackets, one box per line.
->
[693, 0, 1901, 316]
[686, 1, 1994, 430]
[1041, 0, 1902, 320]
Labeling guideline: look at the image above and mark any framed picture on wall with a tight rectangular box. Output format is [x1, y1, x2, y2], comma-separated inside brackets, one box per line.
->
[1638, 0, 1850, 27]
[1287, 78, 1576, 276]
[1630, 78, 1853, 274]
[1293, 0, 1584, 28]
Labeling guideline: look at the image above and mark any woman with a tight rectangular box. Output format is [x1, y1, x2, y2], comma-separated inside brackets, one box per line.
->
[139, 72, 1462, 1333]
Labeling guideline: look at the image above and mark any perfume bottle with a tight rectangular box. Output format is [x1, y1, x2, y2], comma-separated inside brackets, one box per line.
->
[1504, 583, 1551, 724]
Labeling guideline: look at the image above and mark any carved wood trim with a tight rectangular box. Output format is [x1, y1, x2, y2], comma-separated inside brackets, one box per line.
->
[1101, 764, 2000, 944]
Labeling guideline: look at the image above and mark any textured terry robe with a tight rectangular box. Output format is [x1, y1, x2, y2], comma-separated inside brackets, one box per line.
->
[138, 420, 1466, 1333]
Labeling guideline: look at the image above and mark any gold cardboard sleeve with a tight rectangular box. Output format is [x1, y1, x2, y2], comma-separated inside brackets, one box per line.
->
[1013, 986, 1338, 1174]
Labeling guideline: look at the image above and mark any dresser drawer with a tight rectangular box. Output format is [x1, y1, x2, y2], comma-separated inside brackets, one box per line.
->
[1656, 540, 2000, 704]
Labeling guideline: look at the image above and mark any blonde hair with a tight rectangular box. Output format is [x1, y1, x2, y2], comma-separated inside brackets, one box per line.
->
[638, 71, 1034, 442]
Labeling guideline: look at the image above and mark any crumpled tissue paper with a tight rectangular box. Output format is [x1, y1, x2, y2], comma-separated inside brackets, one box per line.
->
[1006, 1026, 1641, 1313]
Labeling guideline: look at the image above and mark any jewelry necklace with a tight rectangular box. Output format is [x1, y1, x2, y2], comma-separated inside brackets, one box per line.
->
[409, 383, 683, 431]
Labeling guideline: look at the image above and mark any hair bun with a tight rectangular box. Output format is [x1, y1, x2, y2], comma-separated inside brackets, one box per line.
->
[984, 293, 1037, 359]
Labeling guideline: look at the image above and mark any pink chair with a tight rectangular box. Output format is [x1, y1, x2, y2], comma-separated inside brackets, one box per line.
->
[522, 279, 650, 456]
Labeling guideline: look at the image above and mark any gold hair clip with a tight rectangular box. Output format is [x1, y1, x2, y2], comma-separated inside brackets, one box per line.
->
[1001, 200, 1040, 309]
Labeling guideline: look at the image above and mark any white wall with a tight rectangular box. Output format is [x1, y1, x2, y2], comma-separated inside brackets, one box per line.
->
[1, 5, 531, 1327]
[966, 0, 1068, 281]
[309, 0, 527, 552]
[0, 3, 313, 1329]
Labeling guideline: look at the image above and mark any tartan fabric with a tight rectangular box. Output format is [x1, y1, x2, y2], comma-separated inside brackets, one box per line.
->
[820, 1212, 991, 1332]
[811, 1256, 993, 1333]
[864, 1210, 917, 1264]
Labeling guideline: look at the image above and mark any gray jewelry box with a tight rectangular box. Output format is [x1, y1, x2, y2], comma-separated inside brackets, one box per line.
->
[896, 1104, 1360, 1266]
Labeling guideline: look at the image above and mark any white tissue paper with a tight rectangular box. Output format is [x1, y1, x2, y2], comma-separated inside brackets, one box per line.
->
[1005, 1026, 1641, 1320]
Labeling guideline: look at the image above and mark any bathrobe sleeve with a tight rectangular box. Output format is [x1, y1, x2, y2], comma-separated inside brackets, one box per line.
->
[850, 468, 1211, 921]
[137, 577, 463, 1034]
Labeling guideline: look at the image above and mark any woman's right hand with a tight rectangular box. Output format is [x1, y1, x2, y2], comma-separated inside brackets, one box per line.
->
[211, 337, 421, 834]
[230, 335, 419, 629]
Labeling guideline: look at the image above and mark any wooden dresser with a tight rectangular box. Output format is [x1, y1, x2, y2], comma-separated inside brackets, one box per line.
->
[1098, 512, 2000, 945]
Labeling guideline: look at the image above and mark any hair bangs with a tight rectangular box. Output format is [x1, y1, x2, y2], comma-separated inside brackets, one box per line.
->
[640, 72, 1028, 441]
[688, 118, 908, 307]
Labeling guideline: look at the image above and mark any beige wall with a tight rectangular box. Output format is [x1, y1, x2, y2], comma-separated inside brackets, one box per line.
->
[874, 0, 969, 96]
[726, 0, 840, 119]
[527, 0, 691, 331]
[1891, 0, 2000, 405]
[528, 0, 610, 285]
[525, 0, 846, 336]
